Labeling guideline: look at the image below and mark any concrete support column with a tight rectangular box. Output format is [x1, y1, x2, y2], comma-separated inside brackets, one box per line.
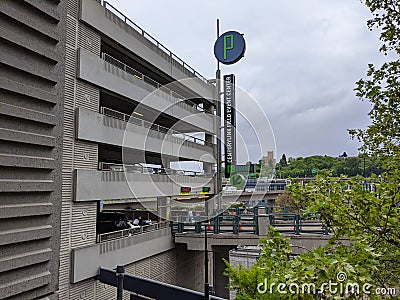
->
[157, 196, 169, 221]
[203, 102, 214, 114]
[203, 162, 213, 174]
[213, 246, 233, 299]
[258, 213, 270, 237]
[161, 157, 172, 170]
[205, 133, 213, 143]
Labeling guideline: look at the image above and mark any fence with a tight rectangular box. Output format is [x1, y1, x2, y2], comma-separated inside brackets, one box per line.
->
[269, 213, 329, 235]
[171, 209, 329, 236]
[97, 221, 170, 243]
[100, 106, 212, 147]
[98, 161, 214, 178]
[102, 53, 206, 114]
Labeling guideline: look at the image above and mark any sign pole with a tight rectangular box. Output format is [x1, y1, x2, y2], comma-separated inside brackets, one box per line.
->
[203, 19, 221, 300]
[211, 22, 245, 298]
[216, 19, 222, 199]
[204, 222, 209, 300]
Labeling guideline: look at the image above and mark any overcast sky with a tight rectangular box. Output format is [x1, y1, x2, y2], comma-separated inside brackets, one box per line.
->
[107, 0, 386, 162]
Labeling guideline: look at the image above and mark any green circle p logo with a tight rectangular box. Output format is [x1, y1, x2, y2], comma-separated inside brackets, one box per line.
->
[214, 31, 246, 65]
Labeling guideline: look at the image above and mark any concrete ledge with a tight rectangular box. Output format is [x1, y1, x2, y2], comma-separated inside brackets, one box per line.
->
[0, 203, 53, 219]
[175, 232, 337, 255]
[76, 108, 215, 163]
[71, 228, 175, 283]
[0, 179, 54, 193]
[0, 248, 52, 273]
[0, 153, 55, 169]
[175, 233, 260, 251]
[0, 102, 56, 125]
[0, 271, 51, 299]
[0, 76, 57, 104]
[74, 169, 214, 201]
[0, 225, 53, 246]
[77, 48, 214, 134]
[0, 128, 55, 147]
[0, 26, 58, 62]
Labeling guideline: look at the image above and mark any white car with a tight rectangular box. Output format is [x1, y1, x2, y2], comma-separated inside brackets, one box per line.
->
[127, 221, 141, 230]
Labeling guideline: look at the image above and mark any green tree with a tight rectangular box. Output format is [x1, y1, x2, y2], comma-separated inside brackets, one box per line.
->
[276, 154, 384, 178]
[274, 191, 296, 207]
[350, 0, 400, 160]
[225, 227, 381, 299]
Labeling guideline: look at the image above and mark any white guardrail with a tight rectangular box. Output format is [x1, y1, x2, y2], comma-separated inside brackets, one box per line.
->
[97, 221, 170, 243]
[99, 162, 215, 178]
[100, 106, 212, 147]
[101, 1, 209, 85]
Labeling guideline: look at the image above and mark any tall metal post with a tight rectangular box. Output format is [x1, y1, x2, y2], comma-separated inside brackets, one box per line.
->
[204, 223, 209, 300]
[204, 18, 221, 300]
[216, 19, 222, 211]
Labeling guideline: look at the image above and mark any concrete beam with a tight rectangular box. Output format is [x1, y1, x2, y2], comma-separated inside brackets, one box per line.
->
[71, 228, 175, 283]
[74, 169, 215, 201]
[76, 108, 215, 164]
[77, 48, 214, 134]
[79, 0, 215, 100]
[174, 233, 260, 251]
[174, 232, 337, 255]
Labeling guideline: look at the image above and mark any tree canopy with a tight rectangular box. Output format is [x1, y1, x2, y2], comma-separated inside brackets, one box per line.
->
[275, 155, 384, 178]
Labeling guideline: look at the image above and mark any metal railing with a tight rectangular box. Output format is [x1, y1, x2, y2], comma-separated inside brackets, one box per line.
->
[170, 214, 258, 235]
[97, 220, 170, 243]
[102, 53, 205, 114]
[269, 213, 329, 235]
[100, 106, 213, 148]
[102, 1, 210, 85]
[99, 162, 214, 177]
[171, 210, 330, 235]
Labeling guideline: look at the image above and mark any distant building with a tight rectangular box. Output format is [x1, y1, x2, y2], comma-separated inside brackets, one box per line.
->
[261, 151, 276, 167]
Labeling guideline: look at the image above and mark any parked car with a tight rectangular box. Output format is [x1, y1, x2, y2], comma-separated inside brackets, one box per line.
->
[97, 212, 131, 234]
[110, 165, 124, 172]
[127, 221, 141, 230]
[142, 167, 154, 174]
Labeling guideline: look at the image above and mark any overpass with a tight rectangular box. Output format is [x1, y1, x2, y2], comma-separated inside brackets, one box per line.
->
[170, 209, 333, 298]
[171, 209, 331, 254]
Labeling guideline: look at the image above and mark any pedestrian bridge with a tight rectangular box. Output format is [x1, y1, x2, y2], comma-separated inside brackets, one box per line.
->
[171, 209, 332, 255]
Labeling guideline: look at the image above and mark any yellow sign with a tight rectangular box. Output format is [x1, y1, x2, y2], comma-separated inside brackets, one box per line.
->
[176, 197, 191, 201]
